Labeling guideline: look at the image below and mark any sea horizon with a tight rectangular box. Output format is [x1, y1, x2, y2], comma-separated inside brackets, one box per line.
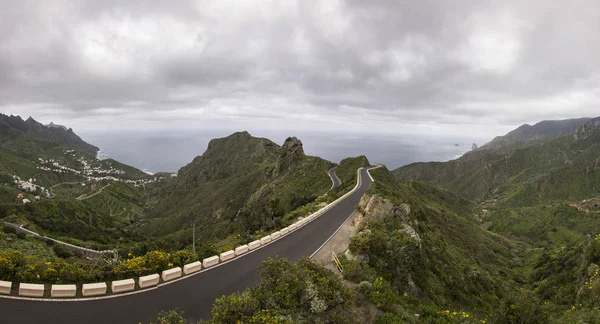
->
[85, 130, 476, 174]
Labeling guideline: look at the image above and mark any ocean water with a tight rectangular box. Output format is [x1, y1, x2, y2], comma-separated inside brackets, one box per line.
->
[82, 130, 476, 174]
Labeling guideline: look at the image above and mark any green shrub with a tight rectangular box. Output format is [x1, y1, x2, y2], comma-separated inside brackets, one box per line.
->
[172, 250, 197, 267]
[145, 250, 171, 272]
[338, 254, 376, 283]
[370, 277, 399, 310]
[52, 244, 74, 259]
[211, 291, 260, 323]
[375, 312, 408, 324]
[153, 309, 188, 324]
[208, 258, 356, 323]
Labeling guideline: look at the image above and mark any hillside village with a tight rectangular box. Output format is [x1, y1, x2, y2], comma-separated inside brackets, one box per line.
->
[8, 149, 176, 203]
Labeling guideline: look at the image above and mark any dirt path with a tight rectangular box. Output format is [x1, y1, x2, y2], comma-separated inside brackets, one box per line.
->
[76, 183, 110, 200]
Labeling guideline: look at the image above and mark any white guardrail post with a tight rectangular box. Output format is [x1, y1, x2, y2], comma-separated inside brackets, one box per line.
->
[19, 283, 44, 297]
[161, 267, 182, 282]
[111, 279, 135, 293]
[139, 274, 160, 288]
[51, 284, 76, 297]
[82, 282, 107, 297]
[0, 281, 11, 295]
[183, 261, 202, 275]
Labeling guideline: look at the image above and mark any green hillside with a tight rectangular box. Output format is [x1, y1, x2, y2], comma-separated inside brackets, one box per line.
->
[389, 117, 600, 322]
[138, 133, 335, 251]
[394, 117, 600, 204]
[346, 167, 530, 322]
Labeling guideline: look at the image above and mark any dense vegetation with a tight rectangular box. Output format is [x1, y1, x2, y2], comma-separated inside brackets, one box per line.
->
[343, 168, 537, 323]
[389, 117, 600, 322]
[0, 223, 198, 285]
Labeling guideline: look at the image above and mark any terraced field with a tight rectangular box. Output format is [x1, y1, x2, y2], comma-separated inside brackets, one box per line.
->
[84, 182, 147, 226]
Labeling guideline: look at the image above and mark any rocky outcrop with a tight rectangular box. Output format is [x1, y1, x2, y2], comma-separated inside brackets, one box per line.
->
[471, 143, 478, 150]
[595, 158, 600, 170]
[574, 117, 600, 140]
[364, 195, 394, 221]
[356, 194, 421, 247]
[396, 203, 411, 221]
[276, 137, 305, 175]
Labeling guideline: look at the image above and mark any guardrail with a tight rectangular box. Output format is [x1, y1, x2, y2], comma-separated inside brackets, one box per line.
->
[0, 167, 371, 301]
[332, 252, 343, 272]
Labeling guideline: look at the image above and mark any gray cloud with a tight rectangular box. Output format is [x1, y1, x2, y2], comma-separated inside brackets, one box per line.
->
[1, 0, 599, 144]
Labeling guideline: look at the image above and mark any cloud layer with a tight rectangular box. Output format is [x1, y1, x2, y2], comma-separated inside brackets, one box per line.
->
[1, 0, 599, 144]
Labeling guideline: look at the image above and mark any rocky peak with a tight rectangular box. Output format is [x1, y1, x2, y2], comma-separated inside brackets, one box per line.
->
[276, 137, 305, 174]
[177, 131, 280, 185]
[46, 122, 68, 132]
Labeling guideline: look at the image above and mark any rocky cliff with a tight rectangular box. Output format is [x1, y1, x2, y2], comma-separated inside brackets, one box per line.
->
[275, 137, 305, 176]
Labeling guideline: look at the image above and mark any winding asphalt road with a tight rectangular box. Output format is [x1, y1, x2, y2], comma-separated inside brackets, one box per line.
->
[328, 167, 341, 190]
[1, 168, 374, 324]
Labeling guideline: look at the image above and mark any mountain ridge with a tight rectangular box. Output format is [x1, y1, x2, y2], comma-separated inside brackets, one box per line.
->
[478, 117, 591, 153]
[0, 113, 99, 156]
[393, 116, 600, 202]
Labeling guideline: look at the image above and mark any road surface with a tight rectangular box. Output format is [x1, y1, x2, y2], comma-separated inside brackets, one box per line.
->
[1, 168, 374, 324]
[328, 167, 341, 190]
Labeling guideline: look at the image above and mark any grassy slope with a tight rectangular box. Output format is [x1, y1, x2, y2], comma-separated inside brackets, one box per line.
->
[364, 168, 522, 318]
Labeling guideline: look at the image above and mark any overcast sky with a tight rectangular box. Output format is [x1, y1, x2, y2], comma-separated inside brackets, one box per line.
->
[1, 0, 600, 159]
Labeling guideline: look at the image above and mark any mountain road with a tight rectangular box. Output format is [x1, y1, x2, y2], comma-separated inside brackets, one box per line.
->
[1, 167, 376, 324]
